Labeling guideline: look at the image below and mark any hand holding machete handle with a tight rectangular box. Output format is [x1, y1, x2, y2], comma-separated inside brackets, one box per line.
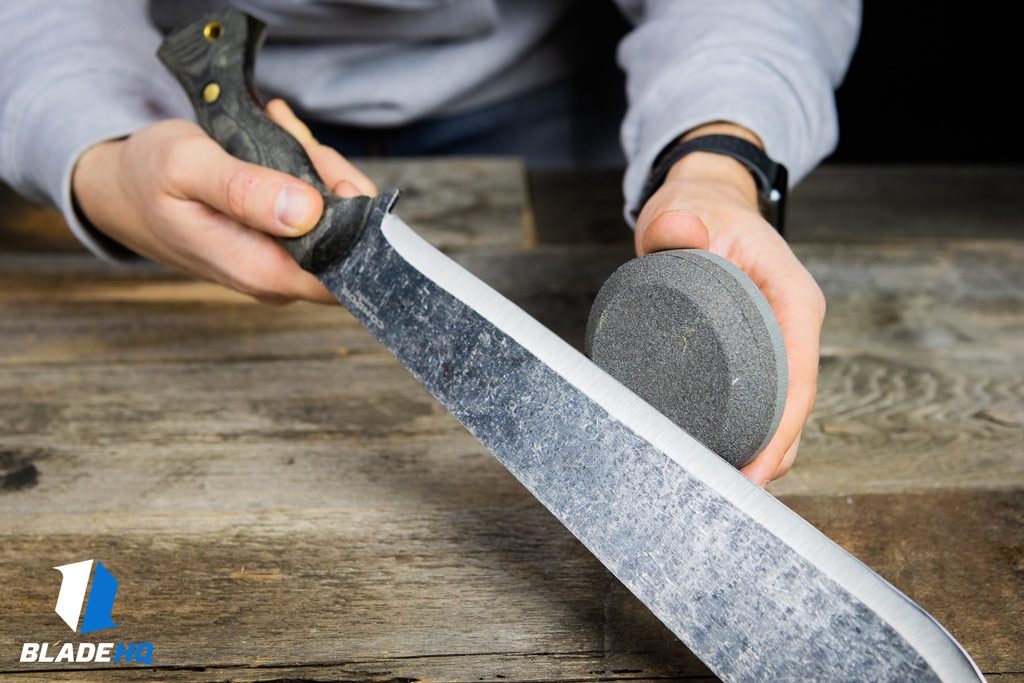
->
[155, 10, 397, 275]
[157, 7, 789, 475]
[148, 11, 988, 679]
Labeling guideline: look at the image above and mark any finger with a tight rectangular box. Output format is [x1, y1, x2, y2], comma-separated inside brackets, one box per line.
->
[637, 209, 711, 256]
[740, 283, 823, 486]
[266, 99, 378, 196]
[740, 430, 784, 487]
[332, 178, 363, 198]
[266, 98, 317, 144]
[741, 345, 819, 487]
[308, 144, 378, 196]
[209, 223, 337, 304]
[169, 136, 323, 238]
[774, 433, 801, 480]
[161, 199, 337, 305]
[741, 431, 803, 487]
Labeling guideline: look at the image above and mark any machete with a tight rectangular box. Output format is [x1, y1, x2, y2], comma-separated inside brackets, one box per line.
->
[157, 10, 985, 681]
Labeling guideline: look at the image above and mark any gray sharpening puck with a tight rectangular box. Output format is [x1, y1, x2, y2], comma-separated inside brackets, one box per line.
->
[585, 249, 787, 468]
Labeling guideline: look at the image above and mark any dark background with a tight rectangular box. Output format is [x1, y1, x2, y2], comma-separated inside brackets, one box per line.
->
[830, 2, 1019, 163]
[588, 1, 1021, 165]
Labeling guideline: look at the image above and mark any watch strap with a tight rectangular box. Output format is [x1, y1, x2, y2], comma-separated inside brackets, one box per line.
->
[633, 134, 788, 234]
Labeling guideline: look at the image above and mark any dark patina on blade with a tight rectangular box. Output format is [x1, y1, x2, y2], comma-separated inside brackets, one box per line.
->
[157, 9, 986, 681]
[322, 206, 984, 682]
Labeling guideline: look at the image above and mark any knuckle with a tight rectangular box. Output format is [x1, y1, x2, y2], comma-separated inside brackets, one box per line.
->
[160, 135, 206, 189]
[815, 287, 827, 320]
[223, 167, 259, 221]
[157, 141, 188, 183]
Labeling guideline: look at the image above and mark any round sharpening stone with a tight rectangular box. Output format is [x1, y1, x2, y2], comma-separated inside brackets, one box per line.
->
[585, 249, 787, 468]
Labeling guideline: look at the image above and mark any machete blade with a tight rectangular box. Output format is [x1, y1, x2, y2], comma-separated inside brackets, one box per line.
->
[157, 9, 986, 681]
[319, 202, 985, 682]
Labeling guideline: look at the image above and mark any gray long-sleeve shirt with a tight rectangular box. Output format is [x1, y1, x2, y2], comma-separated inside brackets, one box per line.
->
[0, 0, 859, 260]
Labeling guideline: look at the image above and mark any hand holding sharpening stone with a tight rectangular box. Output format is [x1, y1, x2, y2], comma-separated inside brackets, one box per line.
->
[586, 249, 788, 468]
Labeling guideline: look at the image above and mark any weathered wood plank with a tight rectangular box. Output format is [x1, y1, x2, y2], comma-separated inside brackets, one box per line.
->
[773, 352, 1024, 496]
[806, 240, 1024, 357]
[0, 345, 1020, 518]
[527, 166, 1024, 244]
[770, 239, 1024, 496]
[2, 162, 1022, 681]
[0, 508, 609, 671]
[528, 169, 631, 246]
[0, 491, 1017, 678]
[0, 660, 714, 683]
[1, 240, 1021, 498]
[788, 165, 1024, 242]
[0, 246, 627, 366]
[0, 436, 521, 518]
[784, 490, 1024, 675]
[0, 357, 454, 447]
[10, 165, 1024, 256]
[359, 158, 531, 252]
[0, 183, 81, 252]
[3, 238, 1022, 361]
[0, 157, 529, 254]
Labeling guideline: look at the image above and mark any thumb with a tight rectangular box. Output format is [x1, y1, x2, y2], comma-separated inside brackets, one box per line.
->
[636, 209, 711, 256]
[173, 136, 324, 238]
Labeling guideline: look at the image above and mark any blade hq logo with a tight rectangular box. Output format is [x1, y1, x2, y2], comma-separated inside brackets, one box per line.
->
[55, 559, 118, 634]
[20, 560, 154, 665]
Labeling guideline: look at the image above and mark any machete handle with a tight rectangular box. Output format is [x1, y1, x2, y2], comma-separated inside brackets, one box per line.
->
[157, 8, 390, 273]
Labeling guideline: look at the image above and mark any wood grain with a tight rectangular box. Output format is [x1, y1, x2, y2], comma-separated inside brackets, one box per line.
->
[1, 240, 1019, 497]
[788, 165, 1024, 242]
[1, 162, 1022, 681]
[0, 157, 528, 254]
[0, 183, 81, 252]
[1, 491, 1018, 679]
[771, 240, 1024, 496]
[528, 165, 1024, 244]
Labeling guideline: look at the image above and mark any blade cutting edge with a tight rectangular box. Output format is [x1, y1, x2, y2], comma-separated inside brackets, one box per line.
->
[316, 211, 985, 682]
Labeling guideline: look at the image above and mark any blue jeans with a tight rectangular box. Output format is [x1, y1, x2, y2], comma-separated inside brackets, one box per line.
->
[307, 68, 627, 169]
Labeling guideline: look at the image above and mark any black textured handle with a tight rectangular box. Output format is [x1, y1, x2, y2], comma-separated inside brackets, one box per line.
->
[157, 8, 392, 273]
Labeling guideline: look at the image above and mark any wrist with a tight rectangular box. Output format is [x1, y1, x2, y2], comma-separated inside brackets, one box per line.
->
[72, 139, 125, 230]
[667, 122, 762, 212]
[69, 138, 147, 262]
[664, 151, 760, 214]
[635, 123, 787, 231]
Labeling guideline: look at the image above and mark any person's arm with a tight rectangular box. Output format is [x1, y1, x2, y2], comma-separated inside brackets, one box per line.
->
[72, 101, 375, 304]
[0, 2, 373, 303]
[614, 0, 861, 485]
[0, 1, 192, 260]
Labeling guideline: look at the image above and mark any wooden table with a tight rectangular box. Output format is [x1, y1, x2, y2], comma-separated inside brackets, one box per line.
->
[1, 161, 1022, 682]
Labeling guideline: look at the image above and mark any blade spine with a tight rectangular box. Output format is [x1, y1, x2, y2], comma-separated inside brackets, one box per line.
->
[372, 214, 983, 680]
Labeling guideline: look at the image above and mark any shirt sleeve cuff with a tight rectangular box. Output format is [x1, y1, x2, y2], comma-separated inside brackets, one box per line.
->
[2, 70, 192, 262]
[59, 134, 142, 263]
[620, 58, 837, 227]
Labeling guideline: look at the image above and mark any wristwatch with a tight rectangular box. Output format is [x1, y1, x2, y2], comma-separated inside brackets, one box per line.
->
[633, 134, 789, 234]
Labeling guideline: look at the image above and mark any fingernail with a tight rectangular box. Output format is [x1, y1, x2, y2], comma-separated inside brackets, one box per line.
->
[275, 185, 311, 234]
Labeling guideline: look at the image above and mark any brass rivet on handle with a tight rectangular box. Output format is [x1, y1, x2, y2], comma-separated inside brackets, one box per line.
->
[203, 22, 222, 41]
[203, 83, 221, 103]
